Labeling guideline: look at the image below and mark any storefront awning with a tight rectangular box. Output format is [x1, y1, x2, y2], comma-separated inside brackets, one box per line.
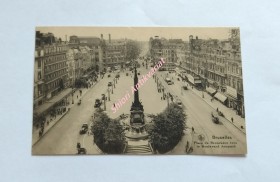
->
[206, 87, 217, 95]
[214, 92, 227, 103]
[34, 88, 72, 115]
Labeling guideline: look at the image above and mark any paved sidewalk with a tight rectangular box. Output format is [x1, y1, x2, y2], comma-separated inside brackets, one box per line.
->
[188, 84, 246, 134]
[32, 80, 100, 146]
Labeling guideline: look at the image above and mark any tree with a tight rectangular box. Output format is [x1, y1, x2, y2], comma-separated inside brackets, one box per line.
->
[92, 111, 126, 154]
[148, 103, 186, 153]
[125, 40, 141, 61]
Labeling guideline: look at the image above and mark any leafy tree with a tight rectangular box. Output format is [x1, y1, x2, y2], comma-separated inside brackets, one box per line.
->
[92, 111, 125, 154]
[148, 103, 186, 153]
[33, 112, 46, 127]
[75, 78, 87, 88]
[125, 40, 141, 61]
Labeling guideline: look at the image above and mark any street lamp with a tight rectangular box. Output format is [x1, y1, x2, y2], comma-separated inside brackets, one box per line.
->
[114, 78, 116, 88]
[167, 92, 169, 107]
[162, 86, 165, 99]
[108, 88, 111, 101]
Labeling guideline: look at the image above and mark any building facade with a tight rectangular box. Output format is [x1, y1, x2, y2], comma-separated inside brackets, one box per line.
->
[149, 36, 185, 70]
[181, 29, 244, 117]
[34, 41, 69, 108]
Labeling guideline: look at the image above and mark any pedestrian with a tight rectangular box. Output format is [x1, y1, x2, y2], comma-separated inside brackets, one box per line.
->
[77, 95, 78, 99]
[231, 117, 234, 123]
[161, 97, 162, 100]
[217, 108, 219, 112]
[77, 142, 81, 149]
[192, 127, 194, 133]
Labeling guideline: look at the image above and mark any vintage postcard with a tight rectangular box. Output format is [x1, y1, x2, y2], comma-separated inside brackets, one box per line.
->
[32, 27, 247, 155]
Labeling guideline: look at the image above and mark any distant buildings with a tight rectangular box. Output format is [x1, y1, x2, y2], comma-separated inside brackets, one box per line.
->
[148, 29, 244, 117]
[34, 31, 129, 111]
[34, 29, 245, 118]
[149, 36, 185, 70]
[182, 29, 244, 117]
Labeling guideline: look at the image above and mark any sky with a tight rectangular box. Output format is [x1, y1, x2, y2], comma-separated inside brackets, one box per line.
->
[36, 27, 235, 41]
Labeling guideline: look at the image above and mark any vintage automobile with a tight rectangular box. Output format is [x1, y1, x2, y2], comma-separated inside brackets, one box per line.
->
[94, 99, 102, 108]
[211, 112, 220, 124]
[108, 82, 113, 86]
[175, 98, 183, 108]
[79, 123, 88, 135]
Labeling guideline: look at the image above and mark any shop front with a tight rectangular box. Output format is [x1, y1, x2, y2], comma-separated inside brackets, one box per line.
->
[206, 86, 217, 97]
[214, 92, 228, 105]
[225, 86, 238, 109]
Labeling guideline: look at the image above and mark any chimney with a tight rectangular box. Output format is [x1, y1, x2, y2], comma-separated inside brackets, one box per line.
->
[101, 34, 103, 40]
[196, 36, 198, 40]
[65, 35, 67, 42]
[109, 34, 111, 43]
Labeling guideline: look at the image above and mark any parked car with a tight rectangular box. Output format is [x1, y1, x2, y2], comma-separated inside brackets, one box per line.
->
[165, 78, 174, 85]
[94, 99, 102, 108]
[175, 99, 183, 107]
[80, 123, 88, 134]
[108, 74, 111, 78]
[108, 82, 113, 86]
[211, 112, 220, 124]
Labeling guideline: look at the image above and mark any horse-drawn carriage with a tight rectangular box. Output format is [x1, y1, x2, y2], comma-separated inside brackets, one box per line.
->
[77, 142, 87, 154]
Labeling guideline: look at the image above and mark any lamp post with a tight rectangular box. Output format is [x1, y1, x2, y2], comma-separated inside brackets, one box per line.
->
[108, 88, 110, 101]
[162, 86, 165, 99]
[114, 78, 116, 88]
[71, 83, 74, 104]
[103, 95, 106, 111]
[167, 92, 169, 107]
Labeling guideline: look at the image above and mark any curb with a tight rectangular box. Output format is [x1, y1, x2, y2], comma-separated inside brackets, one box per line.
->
[189, 88, 246, 135]
[32, 109, 69, 147]
[32, 79, 100, 147]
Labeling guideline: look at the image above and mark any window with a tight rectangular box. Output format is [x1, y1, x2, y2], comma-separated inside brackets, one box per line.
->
[38, 71, 42, 80]
[38, 60, 41, 68]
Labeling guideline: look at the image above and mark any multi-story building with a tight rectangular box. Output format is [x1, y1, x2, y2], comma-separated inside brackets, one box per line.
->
[66, 49, 76, 87]
[43, 42, 69, 99]
[34, 48, 45, 107]
[69, 35, 103, 72]
[182, 29, 244, 117]
[103, 38, 126, 68]
[149, 36, 185, 70]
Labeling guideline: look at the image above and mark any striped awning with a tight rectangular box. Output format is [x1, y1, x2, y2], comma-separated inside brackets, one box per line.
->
[206, 87, 217, 95]
[214, 92, 228, 103]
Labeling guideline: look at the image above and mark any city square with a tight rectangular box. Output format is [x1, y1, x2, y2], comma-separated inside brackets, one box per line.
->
[32, 27, 247, 155]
